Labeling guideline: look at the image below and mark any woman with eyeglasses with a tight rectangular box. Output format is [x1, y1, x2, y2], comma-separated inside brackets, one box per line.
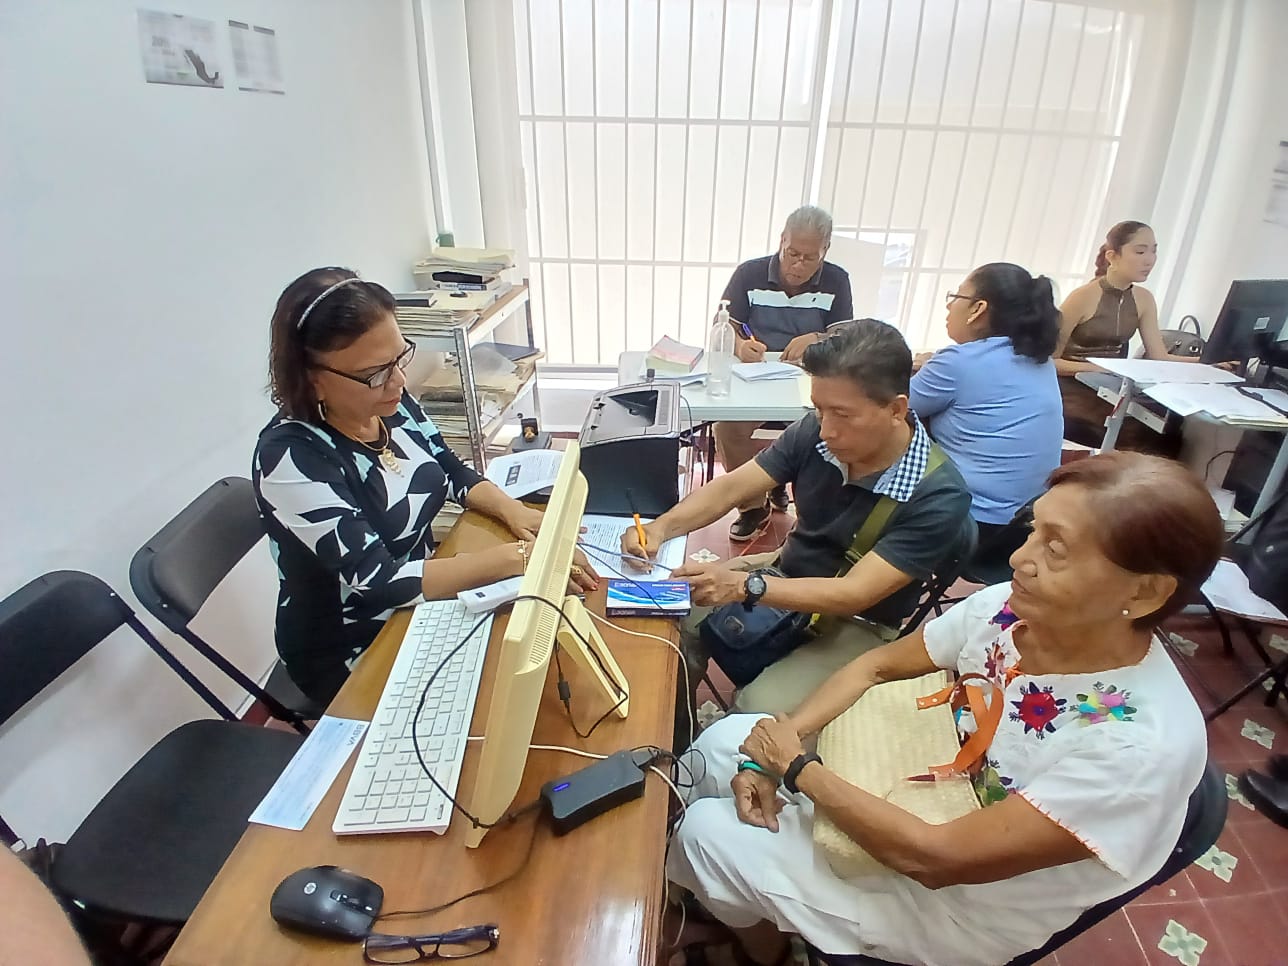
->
[909, 263, 1063, 571]
[253, 267, 598, 706]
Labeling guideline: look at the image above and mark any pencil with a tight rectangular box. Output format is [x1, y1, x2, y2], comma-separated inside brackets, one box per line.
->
[626, 488, 649, 553]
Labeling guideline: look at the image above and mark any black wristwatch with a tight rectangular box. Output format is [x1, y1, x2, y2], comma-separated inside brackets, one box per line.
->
[742, 570, 769, 611]
[783, 752, 823, 795]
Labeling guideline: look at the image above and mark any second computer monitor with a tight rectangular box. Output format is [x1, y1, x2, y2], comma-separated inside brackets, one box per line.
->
[463, 440, 630, 848]
[1202, 279, 1288, 371]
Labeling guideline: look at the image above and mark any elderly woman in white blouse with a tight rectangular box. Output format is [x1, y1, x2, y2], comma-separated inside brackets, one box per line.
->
[667, 451, 1222, 966]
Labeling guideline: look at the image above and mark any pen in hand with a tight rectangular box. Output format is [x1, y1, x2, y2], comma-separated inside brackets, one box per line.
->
[627, 488, 649, 556]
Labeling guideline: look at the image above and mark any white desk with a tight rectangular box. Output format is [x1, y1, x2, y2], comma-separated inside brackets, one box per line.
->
[616, 351, 813, 422]
[1077, 369, 1288, 519]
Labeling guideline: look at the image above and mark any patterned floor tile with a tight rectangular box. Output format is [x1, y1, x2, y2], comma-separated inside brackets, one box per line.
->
[1158, 919, 1208, 966]
[1226, 772, 1257, 811]
[1127, 902, 1229, 966]
[1242, 719, 1277, 749]
[1193, 844, 1238, 883]
[1168, 632, 1200, 657]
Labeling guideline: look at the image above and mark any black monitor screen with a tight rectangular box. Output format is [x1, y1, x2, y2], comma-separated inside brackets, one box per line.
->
[1201, 279, 1288, 369]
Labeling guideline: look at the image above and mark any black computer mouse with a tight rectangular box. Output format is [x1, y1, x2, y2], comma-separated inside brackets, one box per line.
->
[270, 865, 384, 941]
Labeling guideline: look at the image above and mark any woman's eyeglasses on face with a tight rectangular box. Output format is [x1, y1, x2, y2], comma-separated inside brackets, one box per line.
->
[313, 340, 416, 390]
[944, 291, 977, 307]
[362, 924, 500, 963]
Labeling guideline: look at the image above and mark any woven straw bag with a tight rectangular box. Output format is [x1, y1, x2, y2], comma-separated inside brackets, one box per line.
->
[813, 670, 981, 878]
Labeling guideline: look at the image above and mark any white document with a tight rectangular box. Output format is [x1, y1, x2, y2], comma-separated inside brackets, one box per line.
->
[1202, 559, 1288, 623]
[732, 361, 802, 382]
[636, 362, 708, 385]
[249, 717, 369, 831]
[578, 513, 687, 581]
[1088, 358, 1242, 386]
[484, 449, 563, 498]
[1142, 383, 1288, 424]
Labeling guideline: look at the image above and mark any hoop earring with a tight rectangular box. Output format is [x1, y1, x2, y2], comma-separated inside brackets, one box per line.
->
[317, 399, 328, 422]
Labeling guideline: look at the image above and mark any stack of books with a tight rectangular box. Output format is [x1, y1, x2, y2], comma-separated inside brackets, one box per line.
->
[645, 336, 704, 376]
[394, 290, 503, 335]
[412, 247, 515, 293]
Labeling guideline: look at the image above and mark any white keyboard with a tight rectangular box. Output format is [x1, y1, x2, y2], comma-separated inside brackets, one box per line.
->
[333, 599, 493, 835]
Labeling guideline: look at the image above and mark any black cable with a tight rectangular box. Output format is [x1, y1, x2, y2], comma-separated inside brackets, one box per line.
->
[374, 808, 542, 922]
[1205, 448, 1237, 480]
[407, 612, 537, 831]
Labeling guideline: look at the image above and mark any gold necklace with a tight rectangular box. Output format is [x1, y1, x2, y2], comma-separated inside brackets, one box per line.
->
[341, 419, 403, 475]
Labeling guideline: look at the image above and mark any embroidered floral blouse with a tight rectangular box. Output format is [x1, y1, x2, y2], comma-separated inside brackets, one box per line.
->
[878, 582, 1209, 965]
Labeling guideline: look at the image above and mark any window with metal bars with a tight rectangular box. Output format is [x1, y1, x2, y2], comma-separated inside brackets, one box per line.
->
[514, 0, 1171, 365]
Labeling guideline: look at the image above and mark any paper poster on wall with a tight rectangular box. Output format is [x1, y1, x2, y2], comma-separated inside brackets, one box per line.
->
[137, 9, 223, 88]
[229, 21, 285, 95]
[1264, 141, 1288, 229]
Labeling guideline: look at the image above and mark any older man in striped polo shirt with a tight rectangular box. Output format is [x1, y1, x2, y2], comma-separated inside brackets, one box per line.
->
[717, 205, 854, 540]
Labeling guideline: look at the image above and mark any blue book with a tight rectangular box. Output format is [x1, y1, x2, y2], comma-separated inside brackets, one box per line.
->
[604, 579, 691, 618]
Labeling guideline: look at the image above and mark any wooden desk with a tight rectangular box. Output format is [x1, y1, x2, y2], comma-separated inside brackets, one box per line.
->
[164, 511, 679, 966]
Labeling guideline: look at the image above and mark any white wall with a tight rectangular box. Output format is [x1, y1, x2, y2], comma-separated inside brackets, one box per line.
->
[0, 0, 433, 841]
[1160, 0, 1288, 326]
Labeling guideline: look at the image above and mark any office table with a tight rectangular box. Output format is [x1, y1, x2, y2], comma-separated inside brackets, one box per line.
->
[163, 511, 679, 966]
[1078, 370, 1288, 519]
[617, 350, 813, 423]
[618, 351, 812, 482]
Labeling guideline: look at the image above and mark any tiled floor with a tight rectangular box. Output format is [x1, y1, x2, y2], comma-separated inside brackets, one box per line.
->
[685, 503, 1288, 966]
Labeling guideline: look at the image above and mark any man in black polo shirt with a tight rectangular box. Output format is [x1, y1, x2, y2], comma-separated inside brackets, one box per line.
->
[621, 320, 975, 746]
[717, 205, 854, 540]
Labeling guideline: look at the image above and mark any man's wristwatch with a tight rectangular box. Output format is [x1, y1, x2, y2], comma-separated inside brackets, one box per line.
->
[783, 752, 823, 795]
[742, 570, 769, 611]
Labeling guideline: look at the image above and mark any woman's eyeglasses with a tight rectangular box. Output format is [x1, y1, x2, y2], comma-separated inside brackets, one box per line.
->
[944, 291, 978, 306]
[314, 339, 416, 390]
[363, 924, 499, 963]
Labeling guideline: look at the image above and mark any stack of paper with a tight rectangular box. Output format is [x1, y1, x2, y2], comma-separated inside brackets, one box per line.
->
[732, 361, 801, 382]
[576, 514, 688, 583]
[395, 289, 510, 335]
[645, 336, 704, 376]
[1141, 383, 1288, 426]
[412, 247, 515, 291]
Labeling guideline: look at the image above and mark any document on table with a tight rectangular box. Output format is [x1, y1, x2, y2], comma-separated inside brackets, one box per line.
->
[249, 716, 369, 831]
[1142, 383, 1288, 424]
[1202, 559, 1288, 623]
[732, 361, 802, 382]
[578, 513, 687, 581]
[1088, 358, 1242, 386]
[483, 449, 563, 498]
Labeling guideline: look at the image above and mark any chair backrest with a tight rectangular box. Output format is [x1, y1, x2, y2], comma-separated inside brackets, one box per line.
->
[1008, 761, 1228, 966]
[0, 571, 134, 729]
[811, 762, 1228, 966]
[130, 477, 264, 633]
[900, 515, 978, 634]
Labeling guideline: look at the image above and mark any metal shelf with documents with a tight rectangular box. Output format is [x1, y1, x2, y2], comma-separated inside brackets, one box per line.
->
[402, 282, 542, 471]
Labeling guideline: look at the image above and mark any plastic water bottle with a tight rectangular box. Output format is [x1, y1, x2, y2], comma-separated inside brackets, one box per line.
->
[707, 299, 735, 397]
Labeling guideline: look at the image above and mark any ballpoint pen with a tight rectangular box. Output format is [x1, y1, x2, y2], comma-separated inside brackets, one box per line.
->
[738, 321, 755, 340]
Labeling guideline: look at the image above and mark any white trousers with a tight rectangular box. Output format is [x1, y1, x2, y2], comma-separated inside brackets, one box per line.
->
[665, 714, 918, 961]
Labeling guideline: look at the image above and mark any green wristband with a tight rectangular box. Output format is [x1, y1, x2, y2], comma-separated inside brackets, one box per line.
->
[737, 759, 777, 781]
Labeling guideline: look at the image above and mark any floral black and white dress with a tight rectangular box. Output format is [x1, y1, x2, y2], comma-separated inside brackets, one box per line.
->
[667, 582, 1207, 965]
[252, 391, 482, 705]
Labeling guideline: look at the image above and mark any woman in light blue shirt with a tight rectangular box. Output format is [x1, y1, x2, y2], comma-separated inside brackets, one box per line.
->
[910, 262, 1062, 570]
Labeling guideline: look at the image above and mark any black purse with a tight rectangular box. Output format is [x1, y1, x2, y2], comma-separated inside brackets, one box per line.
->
[698, 568, 814, 687]
[699, 493, 900, 687]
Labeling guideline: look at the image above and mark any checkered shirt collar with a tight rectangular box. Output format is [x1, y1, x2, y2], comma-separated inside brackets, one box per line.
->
[815, 412, 931, 503]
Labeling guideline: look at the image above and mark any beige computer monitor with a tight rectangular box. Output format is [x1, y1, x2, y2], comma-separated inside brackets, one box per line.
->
[463, 440, 630, 847]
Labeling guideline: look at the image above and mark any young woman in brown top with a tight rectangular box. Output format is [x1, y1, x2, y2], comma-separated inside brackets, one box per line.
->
[1055, 221, 1200, 453]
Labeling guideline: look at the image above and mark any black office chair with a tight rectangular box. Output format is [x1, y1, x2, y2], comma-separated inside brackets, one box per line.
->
[929, 500, 1037, 617]
[130, 476, 324, 732]
[0, 571, 303, 928]
[804, 762, 1228, 966]
[1183, 485, 1288, 720]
